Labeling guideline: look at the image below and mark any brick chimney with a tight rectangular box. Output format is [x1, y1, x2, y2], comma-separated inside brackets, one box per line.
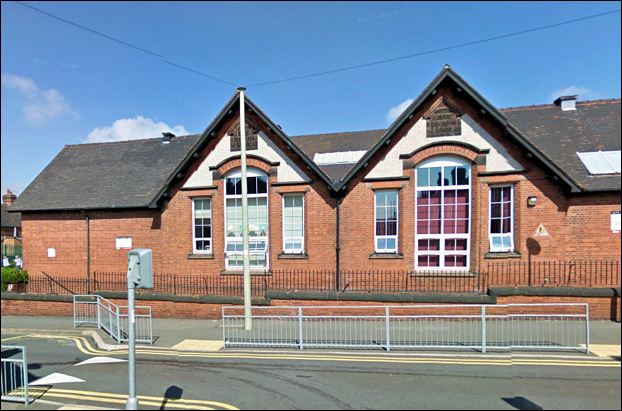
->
[3, 189, 17, 206]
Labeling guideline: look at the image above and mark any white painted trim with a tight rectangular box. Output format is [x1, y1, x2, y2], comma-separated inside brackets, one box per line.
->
[192, 198, 212, 254]
[488, 185, 515, 252]
[414, 156, 471, 272]
[282, 193, 305, 254]
[374, 190, 399, 253]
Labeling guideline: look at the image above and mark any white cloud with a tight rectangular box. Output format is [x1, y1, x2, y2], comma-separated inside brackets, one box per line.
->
[1, 73, 77, 124]
[549, 86, 597, 102]
[386, 98, 414, 123]
[86, 116, 189, 143]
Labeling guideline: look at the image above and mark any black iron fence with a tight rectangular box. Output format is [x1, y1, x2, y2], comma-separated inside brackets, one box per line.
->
[485, 260, 620, 288]
[8, 260, 620, 296]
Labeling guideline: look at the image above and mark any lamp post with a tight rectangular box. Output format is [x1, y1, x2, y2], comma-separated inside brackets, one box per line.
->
[238, 87, 252, 331]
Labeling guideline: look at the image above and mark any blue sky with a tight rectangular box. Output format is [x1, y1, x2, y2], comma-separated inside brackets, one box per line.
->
[2, 1, 620, 195]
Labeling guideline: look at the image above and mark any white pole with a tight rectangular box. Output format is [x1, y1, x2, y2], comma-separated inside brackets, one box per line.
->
[239, 87, 252, 331]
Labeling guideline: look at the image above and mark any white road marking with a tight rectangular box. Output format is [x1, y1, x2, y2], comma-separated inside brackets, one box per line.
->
[30, 372, 86, 386]
[74, 357, 127, 366]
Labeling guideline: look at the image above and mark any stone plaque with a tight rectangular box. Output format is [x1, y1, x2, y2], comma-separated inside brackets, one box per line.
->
[426, 101, 461, 138]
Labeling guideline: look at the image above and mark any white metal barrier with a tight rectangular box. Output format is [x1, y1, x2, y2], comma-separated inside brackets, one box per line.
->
[73, 295, 153, 344]
[222, 303, 590, 353]
[1, 345, 29, 405]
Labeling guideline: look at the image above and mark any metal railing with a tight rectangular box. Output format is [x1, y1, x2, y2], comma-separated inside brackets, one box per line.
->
[1, 345, 29, 405]
[222, 303, 590, 353]
[73, 295, 153, 344]
[486, 260, 620, 287]
[10, 260, 620, 297]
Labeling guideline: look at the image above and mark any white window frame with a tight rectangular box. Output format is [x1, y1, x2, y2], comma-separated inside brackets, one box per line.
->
[223, 168, 269, 269]
[414, 156, 471, 272]
[374, 190, 399, 253]
[282, 194, 305, 254]
[488, 185, 514, 252]
[192, 198, 212, 254]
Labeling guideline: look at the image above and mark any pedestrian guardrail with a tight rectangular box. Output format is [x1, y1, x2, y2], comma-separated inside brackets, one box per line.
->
[222, 303, 589, 353]
[73, 295, 153, 344]
[1, 345, 29, 405]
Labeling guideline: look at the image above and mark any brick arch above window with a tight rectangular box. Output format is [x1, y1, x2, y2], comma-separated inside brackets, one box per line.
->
[210, 154, 279, 180]
[400, 141, 489, 169]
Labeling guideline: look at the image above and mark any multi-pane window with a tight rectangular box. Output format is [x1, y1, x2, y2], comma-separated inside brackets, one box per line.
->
[192, 198, 212, 253]
[415, 157, 470, 270]
[489, 186, 514, 252]
[283, 194, 304, 253]
[224, 170, 269, 268]
[375, 190, 398, 253]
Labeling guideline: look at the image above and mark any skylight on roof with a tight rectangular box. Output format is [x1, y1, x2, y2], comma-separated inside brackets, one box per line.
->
[577, 151, 621, 175]
[314, 150, 367, 165]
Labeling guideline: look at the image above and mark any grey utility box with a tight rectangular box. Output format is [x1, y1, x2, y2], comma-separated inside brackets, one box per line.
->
[127, 248, 153, 289]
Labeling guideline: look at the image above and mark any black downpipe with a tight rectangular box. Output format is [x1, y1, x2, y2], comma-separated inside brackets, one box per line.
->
[335, 199, 341, 291]
[85, 212, 91, 294]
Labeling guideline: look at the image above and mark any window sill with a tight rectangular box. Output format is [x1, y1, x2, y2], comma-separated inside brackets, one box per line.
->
[220, 269, 272, 276]
[410, 270, 479, 278]
[187, 253, 215, 260]
[484, 251, 522, 259]
[278, 252, 308, 259]
[369, 252, 404, 259]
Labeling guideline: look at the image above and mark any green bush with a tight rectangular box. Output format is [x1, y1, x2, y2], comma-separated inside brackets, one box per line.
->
[1, 267, 28, 292]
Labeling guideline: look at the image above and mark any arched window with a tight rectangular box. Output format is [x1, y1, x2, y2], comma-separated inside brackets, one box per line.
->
[224, 168, 269, 269]
[415, 156, 471, 271]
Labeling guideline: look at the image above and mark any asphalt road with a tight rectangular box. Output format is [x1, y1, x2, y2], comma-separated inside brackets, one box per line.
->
[1, 333, 620, 410]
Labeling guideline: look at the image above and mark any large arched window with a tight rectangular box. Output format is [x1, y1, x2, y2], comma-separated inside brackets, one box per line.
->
[415, 156, 471, 271]
[224, 168, 269, 269]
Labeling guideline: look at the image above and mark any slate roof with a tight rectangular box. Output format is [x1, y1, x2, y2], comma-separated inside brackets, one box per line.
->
[10, 135, 199, 211]
[501, 99, 621, 192]
[9, 68, 621, 213]
[1, 204, 20, 227]
[289, 99, 622, 189]
[291, 129, 385, 181]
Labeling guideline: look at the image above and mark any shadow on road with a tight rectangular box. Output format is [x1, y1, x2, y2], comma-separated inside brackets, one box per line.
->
[160, 385, 183, 410]
[502, 396, 543, 410]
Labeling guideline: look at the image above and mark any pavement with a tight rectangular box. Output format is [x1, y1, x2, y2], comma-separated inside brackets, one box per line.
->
[1, 316, 621, 410]
[1, 315, 620, 353]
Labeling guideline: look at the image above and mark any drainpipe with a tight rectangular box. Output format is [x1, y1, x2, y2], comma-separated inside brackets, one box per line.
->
[335, 198, 341, 291]
[85, 212, 91, 294]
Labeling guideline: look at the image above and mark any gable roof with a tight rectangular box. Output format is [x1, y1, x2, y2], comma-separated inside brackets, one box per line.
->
[1, 204, 21, 227]
[10, 67, 620, 213]
[11, 91, 335, 212]
[335, 66, 592, 193]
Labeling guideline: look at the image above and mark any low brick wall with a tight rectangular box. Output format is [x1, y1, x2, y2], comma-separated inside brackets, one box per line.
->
[2, 290, 620, 320]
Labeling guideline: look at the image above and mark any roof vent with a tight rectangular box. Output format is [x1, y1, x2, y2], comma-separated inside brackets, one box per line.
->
[162, 132, 175, 144]
[553, 95, 577, 111]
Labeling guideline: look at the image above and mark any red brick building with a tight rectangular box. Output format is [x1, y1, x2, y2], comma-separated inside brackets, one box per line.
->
[8, 66, 621, 290]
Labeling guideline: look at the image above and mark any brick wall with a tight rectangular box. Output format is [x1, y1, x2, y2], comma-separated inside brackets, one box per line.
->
[2, 295, 618, 320]
[18, 85, 621, 286]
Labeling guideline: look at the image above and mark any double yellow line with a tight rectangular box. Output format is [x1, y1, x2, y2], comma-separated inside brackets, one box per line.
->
[2, 333, 620, 368]
[14, 387, 238, 410]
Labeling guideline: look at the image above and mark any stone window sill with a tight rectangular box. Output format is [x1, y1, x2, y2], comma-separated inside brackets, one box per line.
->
[410, 271, 479, 278]
[220, 269, 272, 276]
[484, 251, 522, 259]
[278, 253, 309, 259]
[187, 253, 215, 260]
[369, 253, 404, 259]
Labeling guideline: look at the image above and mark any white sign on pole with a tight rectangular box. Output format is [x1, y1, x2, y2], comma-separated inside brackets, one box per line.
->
[47, 248, 56, 258]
